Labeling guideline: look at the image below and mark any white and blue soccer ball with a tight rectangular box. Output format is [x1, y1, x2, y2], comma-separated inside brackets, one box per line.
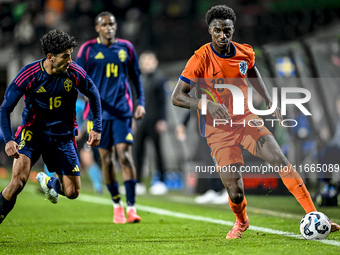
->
[300, 212, 331, 240]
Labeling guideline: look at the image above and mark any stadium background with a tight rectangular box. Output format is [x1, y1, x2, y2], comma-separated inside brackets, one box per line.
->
[1, 0, 340, 195]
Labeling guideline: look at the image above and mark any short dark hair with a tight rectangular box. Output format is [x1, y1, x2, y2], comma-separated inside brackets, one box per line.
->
[40, 29, 77, 56]
[205, 5, 236, 26]
[95, 11, 115, 25]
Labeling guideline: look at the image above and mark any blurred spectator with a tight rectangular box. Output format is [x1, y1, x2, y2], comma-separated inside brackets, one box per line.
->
[316, 95, 340, 206]
[133, 51, 168, 195]
[289, 107, 316, 163]
[75, 97, 103, 194]
[14, 13, 35, 49]
[43, 0, 69, 32]
[176, 111, 226, 204]
[2, 1, 340, 62]
[121, 7, 142, 42]
[45, 0, 65, 14]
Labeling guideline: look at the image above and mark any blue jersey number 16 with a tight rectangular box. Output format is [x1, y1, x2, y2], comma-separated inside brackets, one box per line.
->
[49, 96, 62, 110]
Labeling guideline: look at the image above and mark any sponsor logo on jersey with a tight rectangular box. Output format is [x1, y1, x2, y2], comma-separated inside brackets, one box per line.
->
[64, 78, 73, 92]
[95, 52, 105, 59]
[118, 49, 127, 62]
[239, 61, 247, 75]
[36, 86, 46, 93]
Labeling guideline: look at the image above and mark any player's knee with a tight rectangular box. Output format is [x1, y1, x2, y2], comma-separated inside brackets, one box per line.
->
[228, 192, 244, 204]
[119, 154, 129, 167]
[65, 187, 80, 199]
[101, 153, 112, 166]
[11, 173, 28, 192]
[66, 191, 79, 199]
[117, 149, 132, 167]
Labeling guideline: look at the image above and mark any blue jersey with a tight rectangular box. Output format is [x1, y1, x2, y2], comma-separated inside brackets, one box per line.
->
[76, 37, 145, 119]
[0, 59, 102, 143]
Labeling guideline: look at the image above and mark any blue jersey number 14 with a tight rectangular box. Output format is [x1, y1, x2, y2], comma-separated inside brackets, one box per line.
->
[106, 63, 118, 78]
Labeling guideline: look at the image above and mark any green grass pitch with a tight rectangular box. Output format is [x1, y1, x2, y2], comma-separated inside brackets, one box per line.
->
[0, 178, 339, 255]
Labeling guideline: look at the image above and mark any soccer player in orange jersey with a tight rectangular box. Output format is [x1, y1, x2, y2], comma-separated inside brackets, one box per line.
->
[172, 5, 340, 239]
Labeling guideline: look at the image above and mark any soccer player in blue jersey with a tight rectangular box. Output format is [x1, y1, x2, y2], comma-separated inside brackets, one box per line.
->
[76, 11, 145, 224]
[0, 29, 102, 224]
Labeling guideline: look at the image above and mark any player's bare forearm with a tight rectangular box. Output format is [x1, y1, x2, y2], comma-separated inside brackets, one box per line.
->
[172, 79, 230, 121]
[247, 66, 272, 104]
[171, 79, 200, 109]
[247, 66, 283, 123]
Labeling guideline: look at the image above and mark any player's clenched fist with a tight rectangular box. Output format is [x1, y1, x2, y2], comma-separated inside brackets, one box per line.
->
[87, 130, 101, 148]
[5, 140, 20, 158]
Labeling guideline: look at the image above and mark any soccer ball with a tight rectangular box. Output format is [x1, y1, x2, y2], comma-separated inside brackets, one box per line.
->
[300, 212, 331, 240]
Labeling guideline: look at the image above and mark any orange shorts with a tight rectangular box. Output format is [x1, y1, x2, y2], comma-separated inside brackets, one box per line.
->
[206, 114, 273, 167]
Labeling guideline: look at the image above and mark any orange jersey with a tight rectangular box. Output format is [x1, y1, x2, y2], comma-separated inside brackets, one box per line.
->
[180, 41, 255, 138]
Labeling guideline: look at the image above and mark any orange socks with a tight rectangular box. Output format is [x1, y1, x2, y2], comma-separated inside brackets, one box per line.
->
[228, 163, 315, 221]
[228, 196, 248, 223]
[279, 163, 316, 213]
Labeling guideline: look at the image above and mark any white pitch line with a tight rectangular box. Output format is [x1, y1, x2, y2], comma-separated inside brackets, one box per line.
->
[168, 195, 303, 219]
[78, 194, 340, 247]
[168, 195, 340, 222]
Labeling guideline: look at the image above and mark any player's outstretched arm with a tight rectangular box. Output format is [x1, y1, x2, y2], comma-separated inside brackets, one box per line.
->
[247, 66, 283, 124]
[87, 130, 101, 148]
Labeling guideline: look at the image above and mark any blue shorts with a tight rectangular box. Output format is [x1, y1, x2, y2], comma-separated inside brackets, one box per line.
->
[16, 128, 80, 176]
[97, 118, 133, 149]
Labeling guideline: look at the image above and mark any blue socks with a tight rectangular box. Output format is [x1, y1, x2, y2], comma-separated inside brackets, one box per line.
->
[107, 182, 120, 203]
[47, 177, 61, 194]
[106, 180, 137, 206]
[124, 180, 137, 206]
[44, 165, 60, 194]
[0, 191, 16, 224]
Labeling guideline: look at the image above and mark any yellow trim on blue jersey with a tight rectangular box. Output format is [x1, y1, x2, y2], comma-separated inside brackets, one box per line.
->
[97, 37, 117, 45]
[87, 120, 94, 134]
[40, 60, 45, 72]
